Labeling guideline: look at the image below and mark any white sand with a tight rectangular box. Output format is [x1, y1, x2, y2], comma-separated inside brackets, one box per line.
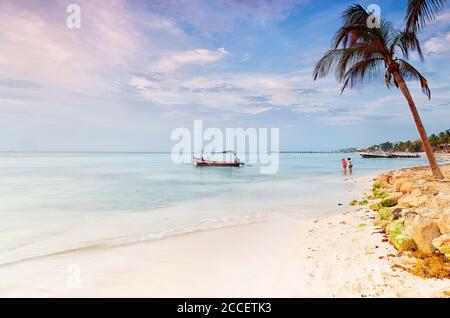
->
[1, 175, 449, 298]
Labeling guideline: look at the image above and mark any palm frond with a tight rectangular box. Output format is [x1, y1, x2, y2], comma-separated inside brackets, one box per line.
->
[341, 4, 370, 27]
[390, 31, 424, 60]
[336, 45, 386, 79]
[405, 0, 447, 32]
[340, 58, 385, 93]
[333, 16, 392, 55]
[397, 58, 431, 98]
[313, 45, 385, 81]
[313, 49, 345, 80]
[313, 3, 431, 100]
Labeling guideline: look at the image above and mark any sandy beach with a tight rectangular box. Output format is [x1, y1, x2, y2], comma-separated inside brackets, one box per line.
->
[1, 170, 449, 298]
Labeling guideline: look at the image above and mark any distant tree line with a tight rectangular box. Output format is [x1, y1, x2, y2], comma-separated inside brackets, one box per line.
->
[366, 129, 450, 153]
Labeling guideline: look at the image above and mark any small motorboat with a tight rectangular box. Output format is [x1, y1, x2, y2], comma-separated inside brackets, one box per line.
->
[194, 150, 245, 167]
[360, 152, 393, 158]
[360, 152, 420, 158]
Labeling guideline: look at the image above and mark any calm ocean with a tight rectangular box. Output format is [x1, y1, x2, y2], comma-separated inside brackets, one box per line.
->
[0, 152, 430, 265]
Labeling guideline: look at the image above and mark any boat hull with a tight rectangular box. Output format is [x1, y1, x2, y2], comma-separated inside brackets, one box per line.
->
[360, 153, 392, 158]
[195, 160, 244, 167]
[360, 153, 420, 158]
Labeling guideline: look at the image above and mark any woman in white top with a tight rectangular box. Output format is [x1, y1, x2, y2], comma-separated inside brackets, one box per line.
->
[347, 158, 353, 173]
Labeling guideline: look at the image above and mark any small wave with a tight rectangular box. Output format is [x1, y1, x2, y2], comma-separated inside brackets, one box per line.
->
[0, 210, 302, 268]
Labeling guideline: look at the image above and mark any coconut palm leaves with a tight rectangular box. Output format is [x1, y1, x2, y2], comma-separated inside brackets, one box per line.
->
[405, 0, 448, 32]
[313, 5, 429, 98]
[313, 4, 445, 179]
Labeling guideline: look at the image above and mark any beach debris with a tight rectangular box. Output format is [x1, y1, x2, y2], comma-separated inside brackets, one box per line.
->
[392, 251, 450, 279]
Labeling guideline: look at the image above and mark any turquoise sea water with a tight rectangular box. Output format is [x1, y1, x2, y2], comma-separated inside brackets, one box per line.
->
[0, 152, 431, 265]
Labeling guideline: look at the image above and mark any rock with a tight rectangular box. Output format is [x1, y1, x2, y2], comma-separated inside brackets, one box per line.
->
[374, 207, 393, 227]
[392, 208, 403, 220]
[409, 215, 441, 253]
[398, 194, 427, 208]
[432, 234, 450, 260]
[372, 188, 388, 199]
[393, 179, 403, 192]
[359, 199, 369, 206]
[380, 193, 402, 207]
[387, 220, 416, 252]
[421, 208, 445, 221]
[377, 207, 393, 221]
[369, 203, 382, 211]
[437, 210, 450, 234]
[399, 181, 415, 193]
[372, 180, 381, 191]
[379, 175, 392, 188]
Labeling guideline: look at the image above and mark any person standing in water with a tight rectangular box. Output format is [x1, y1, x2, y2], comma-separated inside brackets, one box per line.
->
[348, 158, 353, 174]
[341, 158, 347, 173]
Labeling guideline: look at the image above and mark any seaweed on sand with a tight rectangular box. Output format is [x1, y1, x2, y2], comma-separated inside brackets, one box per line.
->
[392, 251, 450, 279]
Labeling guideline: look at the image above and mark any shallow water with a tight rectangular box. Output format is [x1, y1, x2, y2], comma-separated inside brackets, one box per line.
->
[0, 152, 431, 265]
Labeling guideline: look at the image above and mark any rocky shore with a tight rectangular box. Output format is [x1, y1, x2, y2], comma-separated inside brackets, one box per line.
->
[353, 164, 450, 279]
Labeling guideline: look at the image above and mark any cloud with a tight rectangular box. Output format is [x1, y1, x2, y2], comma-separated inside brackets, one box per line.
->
[0, 0, 141, 93]
[238, 106, 272, 115]
[148, 0, 306, 33]
[245, 95, 272, 102]
[291, 88, 321, 96]
[129, 76, 160, 91]
[423, 32, 450, 55]
[129, 67, 344, 119]
[151, 48, 229, 73]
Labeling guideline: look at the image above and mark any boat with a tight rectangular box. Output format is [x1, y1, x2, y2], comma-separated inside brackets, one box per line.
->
[360, 152, 393, 158]
[360, 152, 420, 158]
[390, 153, 421, 158]
[194, 150, 245, 167]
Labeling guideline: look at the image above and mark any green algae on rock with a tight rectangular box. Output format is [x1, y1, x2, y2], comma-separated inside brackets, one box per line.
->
[378, 207, 394, 222]
[387, 220, 416, 252]
[369, 203, 382, 211]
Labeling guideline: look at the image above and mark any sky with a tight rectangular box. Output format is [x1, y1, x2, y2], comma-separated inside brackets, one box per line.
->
[0, 0, 449, 151]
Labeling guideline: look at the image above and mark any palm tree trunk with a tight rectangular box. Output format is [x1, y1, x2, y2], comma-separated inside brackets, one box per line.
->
[393, 71, 445, 180]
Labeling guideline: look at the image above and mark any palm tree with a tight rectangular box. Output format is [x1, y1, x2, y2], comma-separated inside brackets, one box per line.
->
[405, 0, 447, 32]
[313, 5, 445, 180]
[430, 134, 439, 148]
